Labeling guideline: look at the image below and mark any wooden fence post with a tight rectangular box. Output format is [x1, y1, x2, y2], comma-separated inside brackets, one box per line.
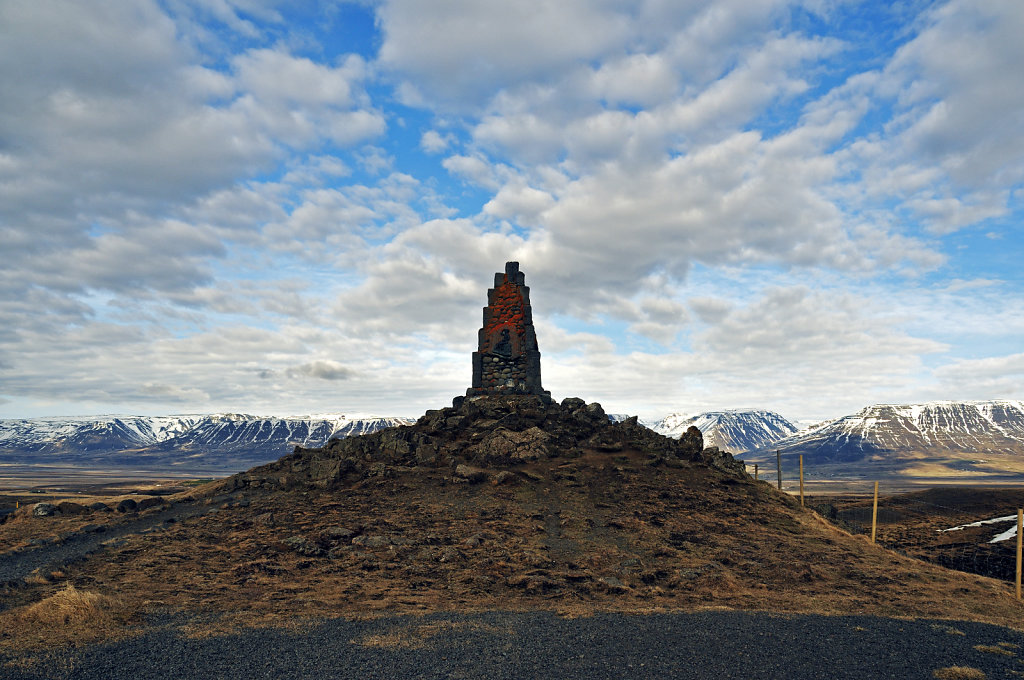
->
[754, 463, 758, 481]
[1016, 508, 1022, 601]
[776, 450, 782, 490]
[871, 481, 879, 544]
[799, 455, 804, 506]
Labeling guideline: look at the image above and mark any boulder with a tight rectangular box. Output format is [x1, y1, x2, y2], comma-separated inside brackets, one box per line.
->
[560, 397, 585, 411]
[454, 464, 489, 483]
[56, 501, 87, 515]
[492, 470, 517, 485]
[679, 425, 704, 457]
[116, 498, 138, 513]
[32, 503, 57, 517]
[351, 535, 392, 549]
[135, 497, 163, 511]
[322, 526, 357, 541]
[472, 426, 550, 466]
[283, 535, 324, 557]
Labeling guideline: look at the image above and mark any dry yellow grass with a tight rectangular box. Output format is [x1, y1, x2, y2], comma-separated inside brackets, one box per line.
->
[352, 620, 511, 649]
[0, 583, 136, 652]
[20, 583, 120, 627]
[933, 667, 986, 679]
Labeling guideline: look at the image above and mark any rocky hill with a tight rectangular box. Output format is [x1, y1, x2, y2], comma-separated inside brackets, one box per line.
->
[756, 401, 1024, 465]
[6, 393, 1022, 646]
[226, 395, 737, 491]
[651, 410, 797, 453]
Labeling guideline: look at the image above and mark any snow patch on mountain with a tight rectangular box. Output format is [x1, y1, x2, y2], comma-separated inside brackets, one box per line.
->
[0, 413, 414, 465]
[651, 410, 798, 453]
[762, 400, 1024, 463]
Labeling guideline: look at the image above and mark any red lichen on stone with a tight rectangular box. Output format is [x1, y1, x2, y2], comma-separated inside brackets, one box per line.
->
[481, 278, 526, 355]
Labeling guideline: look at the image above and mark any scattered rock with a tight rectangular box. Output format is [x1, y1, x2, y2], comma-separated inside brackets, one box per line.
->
[89, 502, 111, 512]
[136, 497, 163, 511]
[680, 426, 703, 456]
[232, 392, 748, 490]
[283, 535, 324, 557]
[599, 576, 628, 592]
[116, 499, 138, 513]
[327, 546, 352, 559]
[352, 535, 392, 549]
[492, 470, 517, 485]
[322, 526, 357, 541]
[454, 464, 489, 483]
[56, 501, 87, 515]
[472, 426, 550, 465]
[32, 503, 57, 517]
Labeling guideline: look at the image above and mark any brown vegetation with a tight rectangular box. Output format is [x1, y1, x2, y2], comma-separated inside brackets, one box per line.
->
[933, 667, 987, 680]
[1, 583, 135, 651]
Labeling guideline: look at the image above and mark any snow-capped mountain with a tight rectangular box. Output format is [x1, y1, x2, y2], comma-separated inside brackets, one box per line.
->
[651, 410, 798, 453]
[0, 415, 203, 453]
[0, 413, 413, 472]
[760, 400, 1024, 463]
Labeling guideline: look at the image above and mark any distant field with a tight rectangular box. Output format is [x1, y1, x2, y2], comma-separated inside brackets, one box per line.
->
[0, 464, 234, 491]
[4, 458, 1023, 495]
[736, 454, 1024, 495]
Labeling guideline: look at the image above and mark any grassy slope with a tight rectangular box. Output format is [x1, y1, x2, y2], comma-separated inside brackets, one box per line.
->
[3, 445, 1022, 657]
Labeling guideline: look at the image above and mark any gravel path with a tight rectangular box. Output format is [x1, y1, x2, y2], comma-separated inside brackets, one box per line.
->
[4, 610, 1023, 679]
[0, 496, 230, 601]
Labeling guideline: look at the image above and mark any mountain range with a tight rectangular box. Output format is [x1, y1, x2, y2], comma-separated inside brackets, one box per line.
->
[650, 410, 799, 453]
[753, 400, 1024, 463]
[0, 413, 413, 473]
[4, 400, 1024, 480]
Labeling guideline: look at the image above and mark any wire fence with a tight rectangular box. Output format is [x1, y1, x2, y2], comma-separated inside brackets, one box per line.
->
[742, 458, 1024, 587]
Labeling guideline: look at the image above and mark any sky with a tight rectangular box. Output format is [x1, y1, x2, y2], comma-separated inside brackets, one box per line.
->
[1, 0, 1022, 424]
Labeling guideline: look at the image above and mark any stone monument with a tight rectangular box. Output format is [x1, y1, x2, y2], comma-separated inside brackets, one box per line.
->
[466, 262, 550, 399]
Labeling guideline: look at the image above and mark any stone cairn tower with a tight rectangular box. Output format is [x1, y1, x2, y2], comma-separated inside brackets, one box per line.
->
[466, 262, 550, 399]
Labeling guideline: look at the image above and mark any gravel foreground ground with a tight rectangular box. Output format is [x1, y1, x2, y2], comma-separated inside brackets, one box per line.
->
[4, 610, 1024, 679]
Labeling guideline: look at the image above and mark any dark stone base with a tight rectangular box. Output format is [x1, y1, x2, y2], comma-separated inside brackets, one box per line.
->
[465, 386, 551, 400]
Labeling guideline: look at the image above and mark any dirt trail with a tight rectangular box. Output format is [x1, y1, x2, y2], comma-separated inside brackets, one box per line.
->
[0, 495, 232, 606]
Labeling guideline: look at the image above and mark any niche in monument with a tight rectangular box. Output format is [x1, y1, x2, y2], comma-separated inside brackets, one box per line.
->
[466, 262, 550, 399]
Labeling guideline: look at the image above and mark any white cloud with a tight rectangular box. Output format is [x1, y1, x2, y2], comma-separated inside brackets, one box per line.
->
[377, 0, 634, 107]
[420, 130, 451, 154]
[935, 353, 1024, 399]
[483, 183, 555, 223]
[3, 0, 1023, 426]
[442, 154, 502, 189]
[285, 360, 355, 381]
[852, 0, 1024, 233]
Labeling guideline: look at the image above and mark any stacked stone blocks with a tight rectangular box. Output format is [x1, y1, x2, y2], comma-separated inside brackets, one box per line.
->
[467, 262, 550, 398]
